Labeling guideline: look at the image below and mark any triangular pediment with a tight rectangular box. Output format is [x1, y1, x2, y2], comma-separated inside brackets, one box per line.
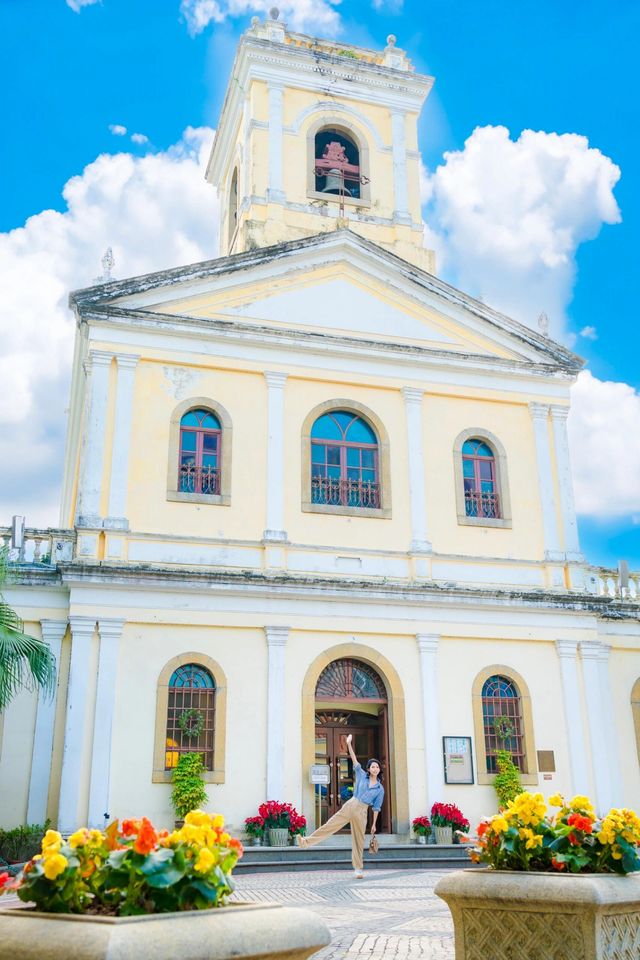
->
[71, 231, 582, 371]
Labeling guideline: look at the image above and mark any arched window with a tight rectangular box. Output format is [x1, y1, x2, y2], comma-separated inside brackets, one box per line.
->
[178, 409, 221, 495]
[316, 658, 387, 701]
[311, 410, 380, 509]
[481, 674, 524, 773]
[462, 438, 501, 519]
[165, 662, 216, 771]
[228, 168, 238, 249]
[314, 128, 362, 200]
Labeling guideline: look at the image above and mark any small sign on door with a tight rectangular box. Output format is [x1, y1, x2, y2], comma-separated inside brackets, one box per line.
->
[309, 764, 331, 785]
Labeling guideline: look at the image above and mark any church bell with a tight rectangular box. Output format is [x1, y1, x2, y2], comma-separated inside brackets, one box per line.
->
[321, 169, 352, 196]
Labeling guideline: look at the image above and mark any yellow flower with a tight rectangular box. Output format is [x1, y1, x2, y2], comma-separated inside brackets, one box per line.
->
[185, 810, 210, 827]
[89, 829, 104, 845]
[43, 853, 68, 880]
[492, 817, 508, 834]
[548, 793, 564, 807]
[526, 834, 543, 850]
[194, 848, 215, 873]
[569, 795, 595, 815]
[42, 830, 63, 854]
[68, 829, 89, 849]
[219, 832, 231, 844]
[212, 814, 224, 831]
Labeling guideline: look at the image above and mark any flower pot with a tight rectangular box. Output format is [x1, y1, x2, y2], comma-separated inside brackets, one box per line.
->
[250, 837, 263, 847]
[0, 901, 331, 960]
[434, 826, 453, 845]
[416, 835, 428, 845]
[268, 828, 290, 847]
[435, 869, 640, 960]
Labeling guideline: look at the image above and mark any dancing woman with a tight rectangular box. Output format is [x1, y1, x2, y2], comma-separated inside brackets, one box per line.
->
[297, 733, 384, 878]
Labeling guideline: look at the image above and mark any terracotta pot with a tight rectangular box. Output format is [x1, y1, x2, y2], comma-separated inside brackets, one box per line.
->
[434, 826, 453, 845]
[435, 868, 640, 960]
[0, 901, 330, 960]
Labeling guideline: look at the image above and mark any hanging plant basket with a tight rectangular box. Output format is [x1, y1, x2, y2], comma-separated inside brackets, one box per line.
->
[177, 708, 205, 739]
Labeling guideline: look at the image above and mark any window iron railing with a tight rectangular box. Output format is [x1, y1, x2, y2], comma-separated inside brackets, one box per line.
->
[179, 464, 221, 495]
[311, 476, 380, 509]
[465, 491, 501, 519]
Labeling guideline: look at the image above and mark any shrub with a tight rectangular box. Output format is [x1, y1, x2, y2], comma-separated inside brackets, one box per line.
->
[171, 753, 208, 820]
[494, 749, 523, 808]
[0, 821, 50, 863]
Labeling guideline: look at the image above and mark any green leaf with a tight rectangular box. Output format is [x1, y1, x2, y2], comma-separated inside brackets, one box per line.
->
[140, 848, 175, 875]
[618, 836, 640, 874]
[143, 864, 185, 888]
[190, 880, 219, 903]
[107, 849, 129, 869]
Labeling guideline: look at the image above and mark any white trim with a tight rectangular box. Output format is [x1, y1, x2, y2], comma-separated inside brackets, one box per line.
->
[267, 83, 285, 203]
[529, 403, 562, 560]
[288, 100, 385, 148]
[106, 355, 139, 529]
[76, 352, 113, 527]
[391, 111, 410, 221]
[579, 641, 611, 814]
[265, 625, 289, 800]
[416, 633, 443, 809]
[263, 371, 288, 543]
[27, 619, 67, 824]
[401, 388, 431, 554]
[595, 643, 624, 806]
[550, 406, 582, 559]
[58, 616, 96, 834]
[554, 639, 589, 796]
[88, 618, 126, 829]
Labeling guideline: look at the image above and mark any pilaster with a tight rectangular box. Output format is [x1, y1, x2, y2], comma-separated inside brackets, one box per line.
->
[76, 351, 113, 527]
[105, 355, 140, 532]
[263, 371, 288, 546]
[595, 642, 623, 807]
[554, 639, 589, 796]
[402, 387, 432, 566]
[27, 619, 67, 824]
[58, 616, 96, 833]
[550, 405, 583, 561]
[392, 111, 411, 223]
[88, 618, 126, 829]
[528, 403, 563, 568]
[416, 633, 443, 809]
[265, 626, 289, 800]
[266, 83, 285, 204]
[579, 641, 612, 814]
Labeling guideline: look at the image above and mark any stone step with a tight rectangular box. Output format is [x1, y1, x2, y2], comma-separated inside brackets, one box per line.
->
[237, 842, 471, 873]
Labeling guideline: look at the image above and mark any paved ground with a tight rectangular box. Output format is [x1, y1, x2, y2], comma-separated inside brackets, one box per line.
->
[232, 869, 455, 960]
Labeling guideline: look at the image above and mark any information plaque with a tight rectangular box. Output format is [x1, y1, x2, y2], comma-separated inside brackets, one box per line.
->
[442, 736, 474, 785]
[309, 763, 331, 785]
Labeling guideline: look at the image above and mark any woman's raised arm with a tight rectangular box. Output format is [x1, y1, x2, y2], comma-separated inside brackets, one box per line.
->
[345, 733, 358, 766]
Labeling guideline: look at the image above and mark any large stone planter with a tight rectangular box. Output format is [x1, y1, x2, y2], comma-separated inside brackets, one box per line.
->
[435, 868, 640, 960]
[0, 901, 331, 960]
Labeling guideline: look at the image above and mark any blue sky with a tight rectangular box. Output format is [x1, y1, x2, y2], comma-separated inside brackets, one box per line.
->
[1, 0, 638, 567]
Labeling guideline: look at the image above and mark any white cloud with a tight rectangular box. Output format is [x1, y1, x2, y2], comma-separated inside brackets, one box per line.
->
[131, 132, 150, 145]
[109, 124, 127, 136]
[0, 127, 218, 527]
[579, 325, 598, 341]
[423, 125, 621, 339]
[180, 0, 341, 37]
[569, 371, 640, 517]
[66, 0, 101, 12]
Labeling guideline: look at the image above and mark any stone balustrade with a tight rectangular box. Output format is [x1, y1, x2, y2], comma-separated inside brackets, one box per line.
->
[0, 527, 76, 566]
[584, 566, 640, 600]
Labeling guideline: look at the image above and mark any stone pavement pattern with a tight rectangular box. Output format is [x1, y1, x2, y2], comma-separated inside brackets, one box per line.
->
[233, 869, 455, 960]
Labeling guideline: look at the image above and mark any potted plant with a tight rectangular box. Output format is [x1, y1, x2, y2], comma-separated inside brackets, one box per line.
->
[170, 753, 207, 826]
[257, 802, 306, 847]
[430, 802, 470, 845]
[0, 812, 330, 960]
[243, 816, 265, 846]
[493, 748, 523, 808]
[0, 821, 50, 865]
[435, 791, 640, 960]
[411, 816, 432, 845]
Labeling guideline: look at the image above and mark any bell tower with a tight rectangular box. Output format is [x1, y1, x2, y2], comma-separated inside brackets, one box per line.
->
[206, 12, 436, 273]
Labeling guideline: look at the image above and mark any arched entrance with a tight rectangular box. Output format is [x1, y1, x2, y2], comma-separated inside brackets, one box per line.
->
[314, 658, 391, 832]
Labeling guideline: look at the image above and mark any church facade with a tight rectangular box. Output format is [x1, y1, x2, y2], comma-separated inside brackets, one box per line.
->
[2, 17, 639, 837]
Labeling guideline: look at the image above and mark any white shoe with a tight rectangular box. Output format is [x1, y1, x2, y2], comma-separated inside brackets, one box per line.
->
[354, 870, 364, 879]
[295, 835, 308, 848]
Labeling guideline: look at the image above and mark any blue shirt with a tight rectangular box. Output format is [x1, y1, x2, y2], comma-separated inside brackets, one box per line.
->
[353, 762, 384, 812]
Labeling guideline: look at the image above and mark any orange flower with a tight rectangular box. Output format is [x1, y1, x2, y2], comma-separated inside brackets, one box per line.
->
[133, 818, 158, 855]
[567, 813, 592, 833]
[551, 858, 566, 871]
[228, 837, 243, 852]
[477, 821, 489, 838]
[121, 819, 140, 837]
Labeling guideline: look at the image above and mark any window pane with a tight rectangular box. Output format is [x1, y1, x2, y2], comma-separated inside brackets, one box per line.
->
[180, 430, 197, 451]
[361, 449, 374, 468]
[311, 443, 326, 464]
[327, 446, 340, 465]
[200, 413, 220, 429]
[181, 454, 196, 468]
[202, 454, 218, 469]
[345, 416, 376, 444]
[311, 413, 343, 441]
[462, 439, 477, 455]
[462, 458, 475, 478]
[347, 467, 359, 480]
[181, 411, 202, 428]
[312, 464, 325, 477]
[479, 460, 494, 480]
[475, 441, 493, 458]
[327, 465, 341, 478]
[481, 480, 494, 493]
[346, 447, 360, 467]
[202, 433, 218, 453]
[362, 469, 375, 482]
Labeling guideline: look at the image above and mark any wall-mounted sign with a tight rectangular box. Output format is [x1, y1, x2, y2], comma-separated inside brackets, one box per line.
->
[309, 764, 331, 785]
[443, 736, 474, 785]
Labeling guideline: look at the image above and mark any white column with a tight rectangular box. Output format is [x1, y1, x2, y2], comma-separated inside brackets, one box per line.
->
[263, 371, 288, 542]
[76, 351, 113, 527]
[392, 111, 411, 223]
[555, 639, 589, 796]
[265, 626, 288, 800]
[105, 355, 139, 530]
[550, 405, 582, 560]
[416, 634, 443, 810]
[528, 403, 563, 561]
[595, 643, 623, 807]
[58, 616, 96, 833]
[88, 618, 125, 829]
[402, 388, 432, 554]
[267, 83, 285, 204]
[27, 620, 67, 824]
[580, 641, 612, 814]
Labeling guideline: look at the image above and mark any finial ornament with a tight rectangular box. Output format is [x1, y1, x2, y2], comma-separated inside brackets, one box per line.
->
[251, 15, 259, 28]
[95, 247, 115, 284]
[537, 311, 549, 337]
[386, 34, 397, 47]
[269, 7, 280, 19]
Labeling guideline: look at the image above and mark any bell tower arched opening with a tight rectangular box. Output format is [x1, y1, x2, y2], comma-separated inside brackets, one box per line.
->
[314, 128, 362, 200]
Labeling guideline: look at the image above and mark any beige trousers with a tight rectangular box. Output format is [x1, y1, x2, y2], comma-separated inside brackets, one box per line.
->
[303, 797, 369, 870]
